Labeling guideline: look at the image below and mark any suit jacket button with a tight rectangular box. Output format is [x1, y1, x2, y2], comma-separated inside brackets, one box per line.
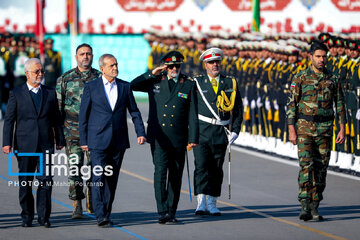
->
[171, 115, 174, 117]
[163, 114, 167, 117]
[170, 124, 173, 127]
[165, 105, 168, 107]
[173, 105, 176, 108]
[162, 123, 166, 126]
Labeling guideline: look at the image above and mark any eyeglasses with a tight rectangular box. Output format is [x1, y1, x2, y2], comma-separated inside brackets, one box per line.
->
[167, 64, 181, 69]
[29, 69, 45, 75]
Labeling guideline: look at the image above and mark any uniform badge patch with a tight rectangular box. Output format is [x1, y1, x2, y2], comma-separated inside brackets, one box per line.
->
[178, 92, 188, 99]
[291, 83, 296, 88]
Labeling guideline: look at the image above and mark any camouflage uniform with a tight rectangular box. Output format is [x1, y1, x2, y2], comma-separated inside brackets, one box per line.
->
[286, 66, 346, 202]
[56, 67, 101, 200]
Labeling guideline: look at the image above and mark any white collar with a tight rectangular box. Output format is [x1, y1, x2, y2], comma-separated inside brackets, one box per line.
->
[207, 74, 220, 82]
[26, 82, 41, 93]
[102, 75, 116, 86]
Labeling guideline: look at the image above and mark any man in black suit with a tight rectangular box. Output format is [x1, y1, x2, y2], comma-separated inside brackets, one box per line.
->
[131, 51, 198, 224]
[79, 54, 146, 227]
[2, 58, 65, 228]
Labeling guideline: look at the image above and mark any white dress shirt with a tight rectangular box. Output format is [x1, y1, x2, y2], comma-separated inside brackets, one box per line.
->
[26, 82, 41, 94]
[102, 76, 118, 111]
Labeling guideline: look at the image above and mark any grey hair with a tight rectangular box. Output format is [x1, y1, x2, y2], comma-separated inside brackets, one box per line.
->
[99, 54, 115, 68]
[24, 58, 42, 72]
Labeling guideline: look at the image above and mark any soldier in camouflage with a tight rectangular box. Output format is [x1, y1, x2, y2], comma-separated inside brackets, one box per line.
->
[56, 44, 101, 219]
[287, 41, 346, 222]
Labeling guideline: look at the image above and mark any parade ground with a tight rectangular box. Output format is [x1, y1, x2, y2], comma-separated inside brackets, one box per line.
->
[0, 102, 359, 240]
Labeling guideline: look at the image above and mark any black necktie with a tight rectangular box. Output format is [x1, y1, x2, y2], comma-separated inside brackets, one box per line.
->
[168, 79, 175, 92]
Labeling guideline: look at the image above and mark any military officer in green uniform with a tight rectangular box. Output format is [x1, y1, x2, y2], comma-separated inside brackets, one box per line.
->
[193, 48, 243, 216]
[131, 51, 199, 224]
[56, 43, 101, 219]
[287, 41, 346, 222]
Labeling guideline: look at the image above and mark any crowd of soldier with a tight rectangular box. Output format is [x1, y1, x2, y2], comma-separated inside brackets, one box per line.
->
[0, 33, 61, 118]
[144, 31, 360, 174]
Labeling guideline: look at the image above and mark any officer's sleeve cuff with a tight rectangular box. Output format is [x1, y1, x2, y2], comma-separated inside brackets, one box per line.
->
[144, 71, 155, 80]
[287, 118, 296, 125]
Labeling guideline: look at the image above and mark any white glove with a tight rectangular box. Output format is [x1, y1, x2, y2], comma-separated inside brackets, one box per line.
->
[273, 100, 279, 110]
[265, 100, 271, 111]
[251, 100, 256, 109]
[228, 132, 239, 144]
[243, 97, 249, 107]
[256, 97, 263, 108]
[356, 109, 360, 120]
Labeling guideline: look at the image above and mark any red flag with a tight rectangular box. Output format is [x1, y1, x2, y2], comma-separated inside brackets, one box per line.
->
[35, 0, 46, 61]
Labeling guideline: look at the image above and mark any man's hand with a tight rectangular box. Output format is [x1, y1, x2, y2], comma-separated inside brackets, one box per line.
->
[228, 132, 239, 144]
[56, 145, 64, 150]
[336, 124, 345, 144]
[152, 65, 167, 76]
[288, 125, 297, 145]
[138, 136, 146, 145]
[81, 145, 89, 152]
[2, 146, 12, 154]
[186, 143, 197, 151]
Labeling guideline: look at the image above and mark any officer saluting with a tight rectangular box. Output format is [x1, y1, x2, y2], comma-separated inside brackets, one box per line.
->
[131, 51, 199, 224]
[193, 48, 243, 216]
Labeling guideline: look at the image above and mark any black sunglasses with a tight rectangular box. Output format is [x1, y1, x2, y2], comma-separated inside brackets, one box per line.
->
[167, 64, 181, 69]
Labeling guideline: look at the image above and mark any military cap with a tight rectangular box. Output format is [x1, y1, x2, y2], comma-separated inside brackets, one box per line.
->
[327, 37, 336, 48]
[348, 40, 358, 51]
[160, 51, 184, 65]
[318, 33, 331, 43]
[199, 47, 224, 62]
[285, 46, 299, 55]
[45, 38, 54, 44]
[335, 38, 344, 47]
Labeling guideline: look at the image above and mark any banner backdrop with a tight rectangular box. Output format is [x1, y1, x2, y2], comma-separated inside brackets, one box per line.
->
[0, 0, 359, 33]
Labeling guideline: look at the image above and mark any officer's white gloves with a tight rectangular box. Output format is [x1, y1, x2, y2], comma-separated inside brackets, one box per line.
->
[356, 109, 360, 120]
[265, 100, 271, 111]
[250, 100, 256, 109]
[273, 100, 279, 110]
[228, 132, 239, 144]
[243, 97, 249, 107]
[256, 97, 263, 108]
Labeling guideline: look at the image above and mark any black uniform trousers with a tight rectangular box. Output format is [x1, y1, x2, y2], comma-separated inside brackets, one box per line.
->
[17, 145, 52, 223]
[193, 143, 227, 197]
[90, 145, 125, 221]
[151, 141, 185, 217]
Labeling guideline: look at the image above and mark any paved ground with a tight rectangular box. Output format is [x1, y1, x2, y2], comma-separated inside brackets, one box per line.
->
[0, 102, 359, 240]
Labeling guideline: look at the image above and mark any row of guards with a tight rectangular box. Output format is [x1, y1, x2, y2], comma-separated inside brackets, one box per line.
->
[0, 33, 62, 118]
[144, 30, 360, 176]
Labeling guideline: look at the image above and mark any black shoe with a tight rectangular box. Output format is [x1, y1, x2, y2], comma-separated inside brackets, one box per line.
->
[195, 210, 208, 216]
[97, 218, 110, 227]
[38, 218, 51, 228]
[158, 214, 170, 224]
[21, 221, 32, 227]
[165, 217, 179, 225]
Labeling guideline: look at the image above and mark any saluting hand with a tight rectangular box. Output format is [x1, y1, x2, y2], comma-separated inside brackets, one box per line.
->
[152, 65, 167, 76]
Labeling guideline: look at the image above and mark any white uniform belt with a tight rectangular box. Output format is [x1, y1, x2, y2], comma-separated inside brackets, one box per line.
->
[198, 114, 230, 126]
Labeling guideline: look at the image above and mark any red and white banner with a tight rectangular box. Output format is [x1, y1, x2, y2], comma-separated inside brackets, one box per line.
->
[0, 0, 359, 33]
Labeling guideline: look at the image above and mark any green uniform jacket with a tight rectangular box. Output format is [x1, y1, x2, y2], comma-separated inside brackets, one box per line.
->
[131, 71, 199, 148]
[286, 66, 346, 136]
[194, 74, 243, 145]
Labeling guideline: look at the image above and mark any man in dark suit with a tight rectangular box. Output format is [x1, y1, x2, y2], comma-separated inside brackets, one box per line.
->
[2, 58, 65, 228]
[131, 51, 199, 224]
[79, 54, 146, 227]
[193, 48, 243, 216]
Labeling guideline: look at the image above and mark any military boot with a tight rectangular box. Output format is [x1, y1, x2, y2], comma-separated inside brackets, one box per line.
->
[207, 196, 221, 216]
[310, 201, 324, 221]
[195, 194, 207, 215]
[72, 200, 83, 219]
[86, 187, 94, 214]
[299, 199, 312, 221]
